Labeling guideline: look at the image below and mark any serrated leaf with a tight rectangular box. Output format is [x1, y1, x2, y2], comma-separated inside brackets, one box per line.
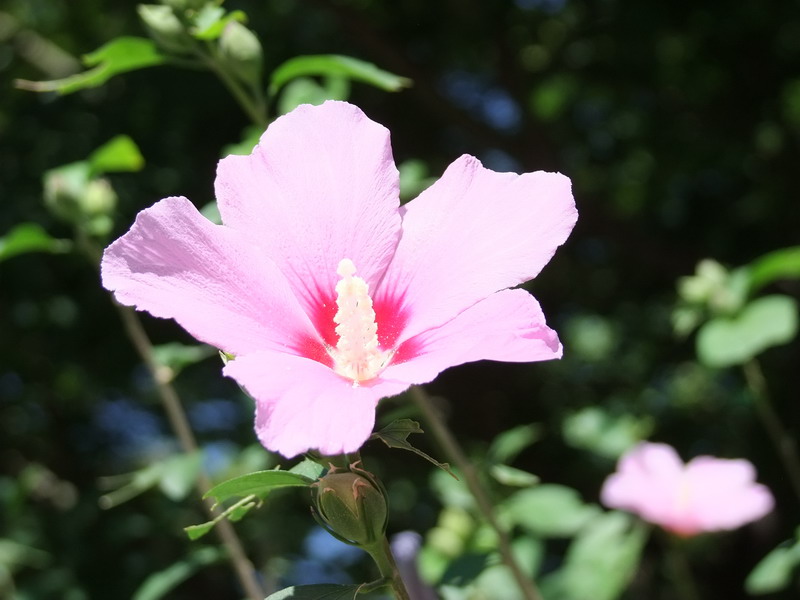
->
[269, 54, 411, 97]
[16, 37, 165, 94]
[204, 470, 313, 503]
[266, 584, 364, 600]
[371, 419, 456, 477]
[132, 547, 223, 600]
[745, 246, 800, 295]
[0, 223, 71, 261]
[696, 295, 798, 367]
[88, 135, 144, 176]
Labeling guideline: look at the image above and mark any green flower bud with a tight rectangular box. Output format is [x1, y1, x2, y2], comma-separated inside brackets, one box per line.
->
[219, 20, 263, 88]
[138, 4, 194, 53]
[312, 467, 388, 547]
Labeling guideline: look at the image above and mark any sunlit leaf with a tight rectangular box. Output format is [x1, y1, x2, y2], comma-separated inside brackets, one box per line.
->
[277, 76, 351, 115]
[203, 469, 313, 503]
[371, 419, 455, 477]
[132, 547, 223, 600]
[289, 458, 325, 481]
[562, 407, 652, 460]
[15, 37, 165, 94]
[158, 452, 202, 501]
[269, 54, 411, 97]
[745, 246, 800, 295]
[696, 295, 798, 367]
[88, 135, 145, 176]
[0, 223, 71, 262]
[489, 464, 539, 487]
[191, 7, 247, 40]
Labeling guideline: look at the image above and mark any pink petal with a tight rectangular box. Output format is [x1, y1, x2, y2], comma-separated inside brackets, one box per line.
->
[376, 155, 577, 341]
[685, 457, 774, 531]
[215, 101, 402, 323]
[601, 442, 685, 528]
[223, 352, 412, 458]
[382, 289, 561, 385]
[101, 197, 317, 356]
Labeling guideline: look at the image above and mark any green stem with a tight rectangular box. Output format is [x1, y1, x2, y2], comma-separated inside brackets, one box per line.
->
[665, 535, 701, 600]
[199, 43, 268, 129]
[364, 538, 411, 600]
[79, 235, 265, 600]
[743, 359, 800, 504]
[409, 386, 544, 600]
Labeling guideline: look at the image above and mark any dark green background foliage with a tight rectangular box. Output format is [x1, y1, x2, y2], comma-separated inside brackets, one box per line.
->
[1, 0, 799, 598]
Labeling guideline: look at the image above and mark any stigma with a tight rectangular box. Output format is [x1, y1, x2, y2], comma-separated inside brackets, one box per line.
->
[330, 259, 392, 385]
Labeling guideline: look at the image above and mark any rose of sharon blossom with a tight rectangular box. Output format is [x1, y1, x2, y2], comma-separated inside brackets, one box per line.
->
[601, 442, 774, 536]
[101, 101, 577, 457]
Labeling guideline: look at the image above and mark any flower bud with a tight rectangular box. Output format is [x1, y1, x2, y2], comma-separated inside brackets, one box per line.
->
[219, 21, 263, 88]
[138, 4, 194, 53]
[312, 468, 388, 547]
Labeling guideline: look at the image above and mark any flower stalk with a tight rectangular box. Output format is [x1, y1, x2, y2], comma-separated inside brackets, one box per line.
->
[409, 385, 544, 600]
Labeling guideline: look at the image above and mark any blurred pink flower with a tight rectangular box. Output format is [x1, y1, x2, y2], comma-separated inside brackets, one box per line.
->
[101, 101, 577, 457]
[601, 442, 774, 536]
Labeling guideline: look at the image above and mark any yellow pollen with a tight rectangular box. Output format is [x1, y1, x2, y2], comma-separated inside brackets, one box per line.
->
[330, 259, 391, 385]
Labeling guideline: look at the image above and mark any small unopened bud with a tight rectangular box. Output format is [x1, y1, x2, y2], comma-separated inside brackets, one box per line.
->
[219, 21, 263, 88]
[138, 4, 194, 53]
[312, 466, 388, 547]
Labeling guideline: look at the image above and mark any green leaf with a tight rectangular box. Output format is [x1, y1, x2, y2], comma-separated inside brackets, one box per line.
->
[289, 458, 325, 481]
[266, 584, 365, 600]
[541, 511, 647, 600]
[0, 223, 71, 261]
[489, 464, 539, 487]
[498, 484, 599, 537]
[562, 407, 652, 460]
[746, 531, 800, 595]
[132, 547, 223, 600]
[696, 295, 798, 367]
[191, 7, 247, 40]
[204, 469, 313, 503]
[151, 342, 216, 380]
[277, 76, 351, 115]
[487, 424, 542, 464]
[745, 246, 800, 294]
[15, 37, 165, 95]
[269, 54, 411, 97]
[221, 125, 262, 157]
[88, 135, 144, 176]
[185, 494, 260, 540]
[371, 419, 455, 477]
[158, 452, 202, 501]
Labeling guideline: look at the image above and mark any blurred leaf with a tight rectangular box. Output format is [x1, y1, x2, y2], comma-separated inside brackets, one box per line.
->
[398, 159, 435, 202]
[158, 452, 202, 501]
[562, 407, 652, 460]
[371, 419, 455, 477]
[746, 530, 800, 595]
[221, 125, 262, 157]
[696, 295, 798, 367]
[745, 246, 800, 294]
[487, 424, 542, 465]
[0, 223, 71, 262]
[499, 484, 599, 537]
[151, 342, 216, 379]
[266, 584, 368, 599]
[530, 74, 577, 121]
[489, 464, 539, 487]
[87, 135, 145, 176]
[15, 37, 165, 94]
[269, 54, 411, 97]
[0, 539, 49, 570]
[277, 76, 351, 115]
[191, 7, 248, 40]
[200, 201, 223, 224]
[204, 469, 313, 503]
[132, 547, 223, 600]
[541, 511, 647, 600]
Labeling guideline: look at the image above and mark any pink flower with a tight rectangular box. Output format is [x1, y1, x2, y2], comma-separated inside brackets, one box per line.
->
[601, 442, 774, 536]
[101, 101, 577, 457]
